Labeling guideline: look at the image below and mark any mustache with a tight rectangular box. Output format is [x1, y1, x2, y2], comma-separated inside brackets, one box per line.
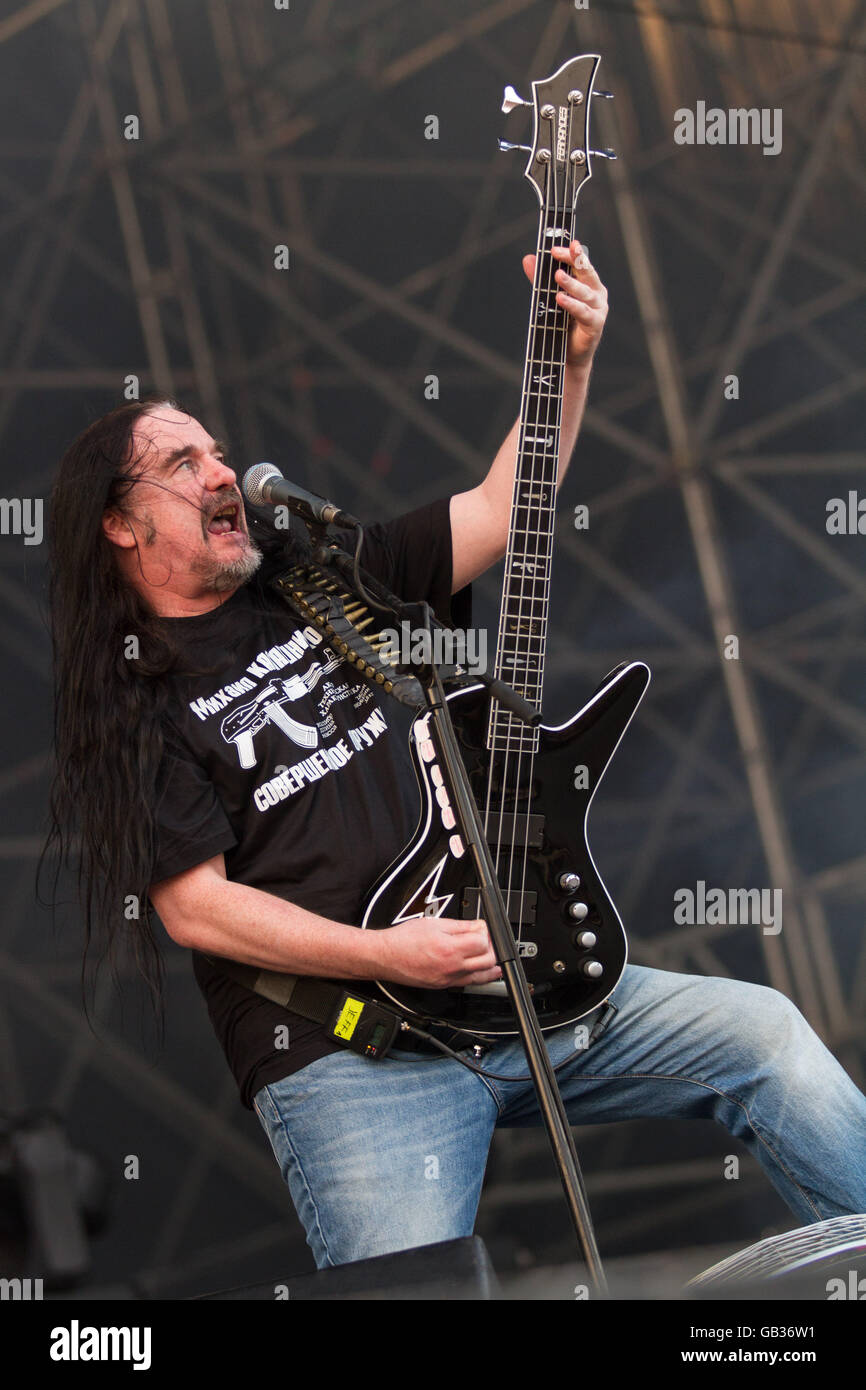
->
[202, 488, 244, 524]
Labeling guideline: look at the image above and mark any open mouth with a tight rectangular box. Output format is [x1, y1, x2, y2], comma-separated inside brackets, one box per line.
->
[207, 503, 242, 537]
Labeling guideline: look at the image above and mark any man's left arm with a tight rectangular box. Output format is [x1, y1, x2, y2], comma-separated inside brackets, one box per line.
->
[450, 239, 608, 594]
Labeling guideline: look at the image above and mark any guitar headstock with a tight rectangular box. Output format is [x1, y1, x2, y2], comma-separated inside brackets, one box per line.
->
[499, 54, 615, 209]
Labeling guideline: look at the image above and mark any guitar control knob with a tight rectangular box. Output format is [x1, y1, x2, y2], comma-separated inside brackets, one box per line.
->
[568, 901, 589, 922]
[559, 872, 581, 892]
[581, 959, 603, 979]
[573, 930, 597, 950]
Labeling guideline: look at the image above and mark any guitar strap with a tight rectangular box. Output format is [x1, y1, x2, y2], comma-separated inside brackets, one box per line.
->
[269, 554, 422, 707]
[203, 952, 414, 1059]
[204, 954, 337, 1014]
[266, 547, 469, 708]
[202, 952, 487, 1059]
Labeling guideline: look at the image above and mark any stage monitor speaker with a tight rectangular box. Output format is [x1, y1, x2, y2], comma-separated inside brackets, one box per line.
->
[686, 1214, 866, 1300]
[194, 1235, 500, 1301]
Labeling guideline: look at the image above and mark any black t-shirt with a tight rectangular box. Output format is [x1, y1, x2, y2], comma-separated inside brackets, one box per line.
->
[149, 496, 472, 1107]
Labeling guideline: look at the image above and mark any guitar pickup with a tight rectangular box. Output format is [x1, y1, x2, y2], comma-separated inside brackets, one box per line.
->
[485, 813, 544, 848]
[461, 887, 537, 927]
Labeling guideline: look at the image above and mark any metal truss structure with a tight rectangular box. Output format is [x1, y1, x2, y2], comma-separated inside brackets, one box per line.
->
[0, 0, 864, 1289]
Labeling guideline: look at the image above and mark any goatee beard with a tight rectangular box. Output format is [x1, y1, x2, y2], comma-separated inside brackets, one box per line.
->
[193, 536, 263, 592]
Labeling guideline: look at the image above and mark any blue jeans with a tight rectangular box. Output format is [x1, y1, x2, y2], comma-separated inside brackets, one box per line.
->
[252, 964, 866, 1269]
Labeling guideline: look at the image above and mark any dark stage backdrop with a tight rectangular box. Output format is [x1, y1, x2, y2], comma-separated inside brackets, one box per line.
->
[0, 0, 863, 1297]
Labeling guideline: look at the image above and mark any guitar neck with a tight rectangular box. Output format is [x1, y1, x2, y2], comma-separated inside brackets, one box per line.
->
[487, 207, 575, 753]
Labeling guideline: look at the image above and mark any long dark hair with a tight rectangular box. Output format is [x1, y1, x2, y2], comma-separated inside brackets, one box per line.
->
[39, 397, 298, 1031]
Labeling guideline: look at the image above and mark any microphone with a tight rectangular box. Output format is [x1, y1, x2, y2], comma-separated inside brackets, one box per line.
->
[241, 462, 360, 528]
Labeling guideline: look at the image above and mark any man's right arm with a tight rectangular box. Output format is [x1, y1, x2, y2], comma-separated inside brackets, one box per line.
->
[149, 853, 503, 990]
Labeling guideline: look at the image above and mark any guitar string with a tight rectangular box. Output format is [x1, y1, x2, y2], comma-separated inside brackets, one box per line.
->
[486, 107, 560, 954]
[481, 221, 539, 926]
[482, 130, 554, 939]
[500, 141, 555, 954]
[481, 94, 552, 893]
[518, 113, 578, 959]
[490, 90, 582, 983]
[507, 120, 566, 960]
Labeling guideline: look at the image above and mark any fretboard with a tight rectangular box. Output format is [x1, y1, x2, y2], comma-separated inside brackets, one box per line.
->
[486, 213, 575, 754]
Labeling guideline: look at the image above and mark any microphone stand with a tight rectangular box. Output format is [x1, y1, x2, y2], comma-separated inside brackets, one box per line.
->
[308, 531, 609, 1297]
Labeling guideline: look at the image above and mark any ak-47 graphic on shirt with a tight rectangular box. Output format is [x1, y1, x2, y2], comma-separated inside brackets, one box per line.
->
[221, 651, 344, 767]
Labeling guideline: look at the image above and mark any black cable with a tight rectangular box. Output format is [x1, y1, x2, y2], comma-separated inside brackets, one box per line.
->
[398, 1019, 591, 1083]
[348, 521, 396, 615]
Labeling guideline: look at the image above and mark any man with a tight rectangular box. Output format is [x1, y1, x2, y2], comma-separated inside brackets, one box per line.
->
[46, 242, 866, 1271]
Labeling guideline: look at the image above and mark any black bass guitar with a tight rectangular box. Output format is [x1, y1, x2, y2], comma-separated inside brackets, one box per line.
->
[359, 55, 650, 1034]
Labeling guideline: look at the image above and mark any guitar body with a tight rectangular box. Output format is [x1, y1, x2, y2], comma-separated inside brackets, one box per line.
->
[362, 660, 650, 1033]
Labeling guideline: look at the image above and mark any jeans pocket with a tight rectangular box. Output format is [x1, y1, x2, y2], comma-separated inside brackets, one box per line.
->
[252, 1083, 278, 1129]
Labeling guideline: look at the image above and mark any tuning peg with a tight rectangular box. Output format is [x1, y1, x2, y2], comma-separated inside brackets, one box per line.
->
[593, 89, 614, 99]
[590, 147, 617, 160]
[501, 84, 531, 114]
[498, 139, 532, 153]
